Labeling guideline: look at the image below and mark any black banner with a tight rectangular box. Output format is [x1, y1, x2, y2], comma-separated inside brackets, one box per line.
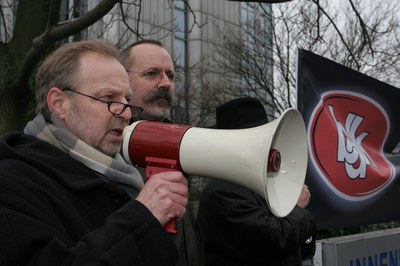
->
[297, 49, 400, 229]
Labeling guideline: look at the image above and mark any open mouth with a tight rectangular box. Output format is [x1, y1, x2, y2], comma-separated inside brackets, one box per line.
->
[109, 129, 123, 136]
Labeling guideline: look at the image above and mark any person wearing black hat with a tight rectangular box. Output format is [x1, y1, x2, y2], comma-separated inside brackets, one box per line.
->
[197, 97, 316, 266]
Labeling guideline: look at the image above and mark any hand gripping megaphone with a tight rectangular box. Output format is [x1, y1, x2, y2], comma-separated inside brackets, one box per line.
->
[122, 108, 308, 233]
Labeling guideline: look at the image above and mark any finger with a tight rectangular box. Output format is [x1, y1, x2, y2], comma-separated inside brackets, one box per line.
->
[171, 204, 187, 219]
[153, 171, 187, 185]
[168, 192, 189, 207]
[168, 183, 188, 197]
[154, 173, 188, 196]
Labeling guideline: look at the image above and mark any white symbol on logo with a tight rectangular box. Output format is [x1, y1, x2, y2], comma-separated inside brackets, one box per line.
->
[329, 105, 375, 179]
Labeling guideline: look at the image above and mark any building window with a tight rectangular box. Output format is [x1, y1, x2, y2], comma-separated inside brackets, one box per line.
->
[173, 0, 188, 123]
[240, 3, 273, 104]
[174, 0, 187, 81]
[59, 0, 88, 42]
[0, 0, 18, 42]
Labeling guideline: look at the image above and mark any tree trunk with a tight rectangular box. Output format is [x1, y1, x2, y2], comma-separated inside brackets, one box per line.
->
[0, 0, 61, 134]
[0, 0, 119, 134]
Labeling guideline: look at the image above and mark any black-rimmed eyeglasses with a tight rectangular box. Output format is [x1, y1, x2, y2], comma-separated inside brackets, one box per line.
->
[62, 88, 143, 117]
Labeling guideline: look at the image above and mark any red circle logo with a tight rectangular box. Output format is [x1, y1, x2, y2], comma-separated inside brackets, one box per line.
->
[309, 91, 394, 200]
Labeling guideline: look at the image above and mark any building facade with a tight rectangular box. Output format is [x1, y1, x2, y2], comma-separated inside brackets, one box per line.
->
[0, 0, 273, 126]
[85, 0, 273, 126]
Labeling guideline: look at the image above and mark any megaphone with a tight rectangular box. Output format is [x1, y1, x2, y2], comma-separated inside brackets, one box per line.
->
[122, 108, 307, 219]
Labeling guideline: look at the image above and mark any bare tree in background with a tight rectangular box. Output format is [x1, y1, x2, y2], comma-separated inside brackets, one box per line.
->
[0, 0, 120, 134]
[0, 0, 202, 134]
[1, 0, 398, 132]
[205, 0, 400, 120]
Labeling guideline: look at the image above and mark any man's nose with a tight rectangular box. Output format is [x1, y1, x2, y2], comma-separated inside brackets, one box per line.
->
[158, 72, 173, 87]
[119, 105, 132, 122]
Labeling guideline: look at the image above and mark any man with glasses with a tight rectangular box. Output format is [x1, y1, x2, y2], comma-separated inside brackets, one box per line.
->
[121, 40, 204, 266]
[0, 39, 188, 265]
[120, 40, 175, 122]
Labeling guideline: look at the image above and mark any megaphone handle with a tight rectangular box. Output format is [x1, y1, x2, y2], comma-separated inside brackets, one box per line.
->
[145, 162, 178, 235]
[164, 218, 177, 234]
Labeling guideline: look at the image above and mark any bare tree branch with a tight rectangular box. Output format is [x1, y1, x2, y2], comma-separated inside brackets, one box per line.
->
[10, 0, 119, 91]
[203, 0, 400, 123]
[347, 0, 374, 56]
[118, 1, 138, 40]
[0, 6, 8, 42]
[309, 0, 360, 69]
[182, 0, 207, 33]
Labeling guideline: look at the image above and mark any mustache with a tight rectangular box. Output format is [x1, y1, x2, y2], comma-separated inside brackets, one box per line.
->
[109, 117, 129, 129]
[145, 89, 172, 106]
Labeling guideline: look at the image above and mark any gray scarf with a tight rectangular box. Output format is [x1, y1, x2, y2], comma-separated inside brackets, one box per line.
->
[24, 113, 144, 191]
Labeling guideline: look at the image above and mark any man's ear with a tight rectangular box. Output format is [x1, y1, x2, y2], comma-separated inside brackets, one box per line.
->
[47, 87, 69, 119]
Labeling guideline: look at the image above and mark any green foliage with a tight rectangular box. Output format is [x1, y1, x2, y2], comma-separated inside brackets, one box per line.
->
[0, 41, 36, 135]
[316, 221, 400, 240]
[0, 43, 9, 89]
[189, 192, 202, 202]
[0, 43, 16, 135]
[0, 0, 119, 134]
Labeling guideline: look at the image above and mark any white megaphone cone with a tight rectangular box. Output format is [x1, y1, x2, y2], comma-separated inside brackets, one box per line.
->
[122, 108, 308, 218]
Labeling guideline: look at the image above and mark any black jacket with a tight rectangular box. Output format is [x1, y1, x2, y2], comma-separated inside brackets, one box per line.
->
[197, 179, 316, 266]
[0, 132, 178, 265]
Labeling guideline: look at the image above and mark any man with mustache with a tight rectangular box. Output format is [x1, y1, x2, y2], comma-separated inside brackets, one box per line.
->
[120, 40, 175, 122]
[120, 40, 204, 266]
[0, 39, 188, 265]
